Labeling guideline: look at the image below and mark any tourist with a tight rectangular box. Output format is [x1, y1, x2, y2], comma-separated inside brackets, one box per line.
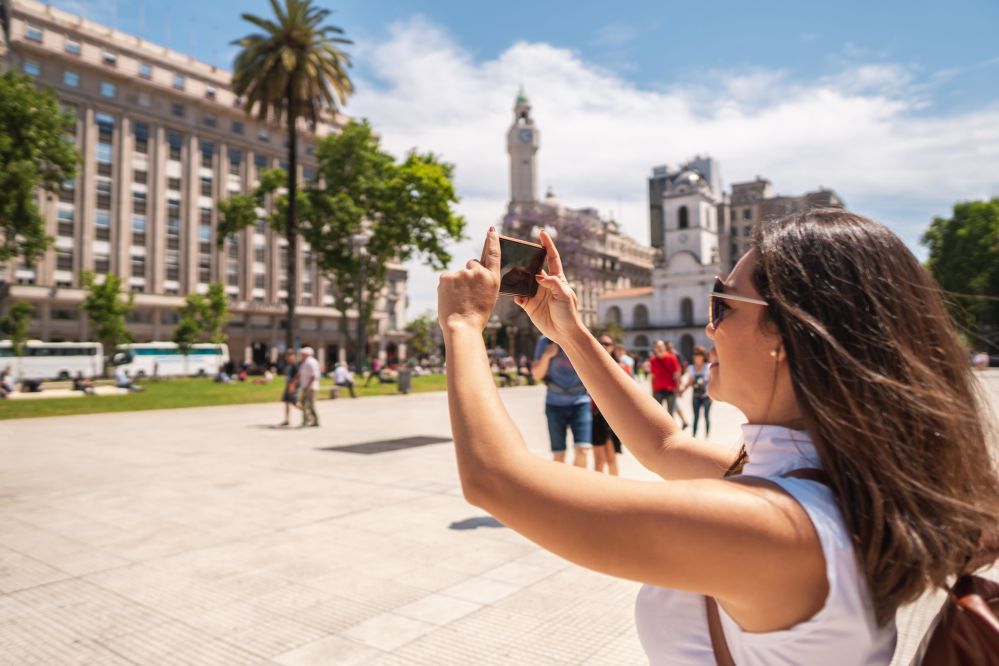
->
[437, 218, 998, 664]
[532, 336, 592, 467]
[278, 349, 300, 426]
[615, 343, 635, 379]
[680, 346, 712, 438]
[297, 347, 321, 427]
[333, 362, 357, 398]
[72, 371, 96, 395]
[114, 367, 141, 392]
[649, 340, 688, 429]
[592, 335, 624, 476]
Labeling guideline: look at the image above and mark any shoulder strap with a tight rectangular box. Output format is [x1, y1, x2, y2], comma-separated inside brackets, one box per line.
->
[706, 596, 736, 666]
[705, 466, 829, 665]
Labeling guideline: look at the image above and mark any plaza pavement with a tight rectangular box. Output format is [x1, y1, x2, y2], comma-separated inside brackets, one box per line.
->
[1, 372, 996, 665]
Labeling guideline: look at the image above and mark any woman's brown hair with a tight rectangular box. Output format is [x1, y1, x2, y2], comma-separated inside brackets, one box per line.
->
[751, 208, 999, 625]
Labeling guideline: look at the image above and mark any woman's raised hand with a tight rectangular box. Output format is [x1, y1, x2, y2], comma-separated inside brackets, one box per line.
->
[437, 227, 501, 334]
[515, 230, 582, 344]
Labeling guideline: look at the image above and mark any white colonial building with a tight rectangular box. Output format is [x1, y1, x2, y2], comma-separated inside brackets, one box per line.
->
[600, 161, 721, 361]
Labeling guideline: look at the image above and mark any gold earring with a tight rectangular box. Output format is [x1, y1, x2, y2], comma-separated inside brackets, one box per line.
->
[770, 349, 778, 358]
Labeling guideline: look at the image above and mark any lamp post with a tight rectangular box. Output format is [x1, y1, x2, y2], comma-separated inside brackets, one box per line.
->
[486, 314, 502, 354]
[352, 225, 374, 377]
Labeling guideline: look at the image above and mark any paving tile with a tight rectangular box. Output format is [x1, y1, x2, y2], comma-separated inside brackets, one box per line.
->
[394, 593, 482, 626]
[440, 576, 520, 605]
[272, 635, 380, 666]
[341, 612, 437, 652]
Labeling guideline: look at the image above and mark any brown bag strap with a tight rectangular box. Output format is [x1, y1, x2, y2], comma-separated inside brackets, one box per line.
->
[706, 467, 829, 665]
[705, 596, 736, 666]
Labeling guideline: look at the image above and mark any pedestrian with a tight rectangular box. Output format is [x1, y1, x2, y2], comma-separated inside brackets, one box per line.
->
[592, 335, 624, 475]
[278, 349, 300, 426]
[532, 335, 592, 467]
[437, 218, 999, 664]
[614, 343, 636, 381]
[333, 362, 357, 398]
[649, 340, 688, 429]
[680, 346, 712, 438]
[364, 356, 383, 386]
[297, 346, 321, 427]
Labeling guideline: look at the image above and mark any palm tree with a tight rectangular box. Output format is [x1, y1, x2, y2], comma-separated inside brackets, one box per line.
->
[231, 0, 353, 350]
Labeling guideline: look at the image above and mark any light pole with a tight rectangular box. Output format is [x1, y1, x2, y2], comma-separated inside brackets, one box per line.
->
[352, 226, 374, 377]
[486, 314, 502, 354]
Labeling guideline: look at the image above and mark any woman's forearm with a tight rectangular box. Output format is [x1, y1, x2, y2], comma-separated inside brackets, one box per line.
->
[444, 324, 531, 502]
[559, 322, 681, 469]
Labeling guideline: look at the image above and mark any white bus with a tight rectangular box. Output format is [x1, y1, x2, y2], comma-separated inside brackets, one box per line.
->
[111, 342, 230, 378]
[0, 340, 103, 380]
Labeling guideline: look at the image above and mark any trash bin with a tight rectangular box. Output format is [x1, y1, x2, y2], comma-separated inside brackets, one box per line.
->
[398, 367, 413, 394]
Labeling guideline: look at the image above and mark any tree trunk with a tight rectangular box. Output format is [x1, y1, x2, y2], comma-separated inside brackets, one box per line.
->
[285, 89, 298, 351]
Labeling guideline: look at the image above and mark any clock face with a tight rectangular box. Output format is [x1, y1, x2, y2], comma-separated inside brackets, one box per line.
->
[518, 129, 533, 143]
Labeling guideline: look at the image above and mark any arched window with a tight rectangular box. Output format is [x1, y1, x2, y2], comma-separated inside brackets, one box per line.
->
[633, 304, 649, 327]
[680, 334, 695, 362]
[605, 306, 621, 325]
[633, 334, 650, 350]
[680, 298, 694, 326]
[678, 206, 689, 229]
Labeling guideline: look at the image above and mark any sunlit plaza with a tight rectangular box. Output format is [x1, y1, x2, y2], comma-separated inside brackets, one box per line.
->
[1, 375, 997, 664]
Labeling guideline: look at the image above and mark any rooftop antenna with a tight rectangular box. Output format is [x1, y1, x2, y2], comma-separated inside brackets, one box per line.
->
[165, 14, 171, 48]
[111, 0, 117, 30]
[138, 0, 145, 39]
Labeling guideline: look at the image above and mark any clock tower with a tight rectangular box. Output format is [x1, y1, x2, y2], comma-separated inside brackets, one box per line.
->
[508, 88, 540, 205]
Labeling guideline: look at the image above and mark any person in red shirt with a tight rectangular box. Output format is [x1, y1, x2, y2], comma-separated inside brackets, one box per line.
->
[649, 339, 689, 429]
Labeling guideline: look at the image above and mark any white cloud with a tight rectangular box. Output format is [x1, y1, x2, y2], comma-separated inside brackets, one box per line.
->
[346, 18, 999, 318]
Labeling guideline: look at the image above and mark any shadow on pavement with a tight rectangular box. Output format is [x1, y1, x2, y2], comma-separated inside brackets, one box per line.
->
[449, 516, 505, 530]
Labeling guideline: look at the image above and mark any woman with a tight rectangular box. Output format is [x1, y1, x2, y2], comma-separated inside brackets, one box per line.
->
[437, 211, 999, 664]
[680, 346, 712, 438]
[592, 335, 625, 476]
[278, 349, 300, 427]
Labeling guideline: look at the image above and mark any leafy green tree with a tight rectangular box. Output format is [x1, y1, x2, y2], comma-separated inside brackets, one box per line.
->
[80, 271, 134, 373]
[172, 283, 231, 352]
[231, 0, 353, 349]
[299, 121, 466, 354]
[0, 72, 79, 307]
[922, 198, 999, 352]
[0, 301, 33, 379]
[405, 310, 437, 359]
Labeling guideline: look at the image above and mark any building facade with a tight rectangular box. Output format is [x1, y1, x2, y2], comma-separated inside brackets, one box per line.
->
[601, 158, 844, 361]
[0, 0, 408, 368]
[499, 89, 655, 345]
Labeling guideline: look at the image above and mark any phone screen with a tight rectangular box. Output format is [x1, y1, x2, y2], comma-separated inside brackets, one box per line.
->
[499, 236, 547, 297]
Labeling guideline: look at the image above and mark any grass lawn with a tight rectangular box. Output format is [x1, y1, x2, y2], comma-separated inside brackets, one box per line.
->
[0, 373, 450, 421]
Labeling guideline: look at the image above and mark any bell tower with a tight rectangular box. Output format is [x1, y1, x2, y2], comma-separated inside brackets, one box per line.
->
[507, 88, 540, 205]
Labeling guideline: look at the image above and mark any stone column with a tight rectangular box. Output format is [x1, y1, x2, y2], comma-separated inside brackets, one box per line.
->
[115, 114, 133, 281]
[79, 106, 97, 276]
[184, 133, 199, 293]
[149, 123, 166, 292]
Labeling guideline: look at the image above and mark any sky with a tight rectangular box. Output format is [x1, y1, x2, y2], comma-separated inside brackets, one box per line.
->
[53, 0, 999, 317]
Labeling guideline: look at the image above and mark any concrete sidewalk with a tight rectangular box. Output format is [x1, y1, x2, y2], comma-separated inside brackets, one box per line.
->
[0, 373, 996, 664]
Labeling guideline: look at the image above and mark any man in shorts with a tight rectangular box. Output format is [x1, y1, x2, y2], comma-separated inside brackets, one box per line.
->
[532, 336, 592, 467]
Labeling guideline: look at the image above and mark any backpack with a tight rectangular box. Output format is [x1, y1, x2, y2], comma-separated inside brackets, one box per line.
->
[706, 465, 999, 666]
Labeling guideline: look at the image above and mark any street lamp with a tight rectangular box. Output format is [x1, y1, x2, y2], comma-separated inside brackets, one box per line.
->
[352, 224, 374, 378]
[486, 314, 502, 354]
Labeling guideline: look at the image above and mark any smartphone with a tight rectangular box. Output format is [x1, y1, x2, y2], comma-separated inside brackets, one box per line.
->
[498, 235, 547, 297]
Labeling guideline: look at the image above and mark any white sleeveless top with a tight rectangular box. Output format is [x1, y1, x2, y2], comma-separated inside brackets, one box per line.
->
[635, 425, 897, 665]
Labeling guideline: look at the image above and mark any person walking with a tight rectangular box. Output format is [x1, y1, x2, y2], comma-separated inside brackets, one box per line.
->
[297, 347, 321, 427]
[681, 346, 712, 438]
[649, 340, 688, 429]
[333, 362, 357, 398]
[436, 217, 999, 664]
[278, 349, 300, 426]
[364, 356, 383, 386]
[592, 335, 624, 475]
[532, 335, 592, 467]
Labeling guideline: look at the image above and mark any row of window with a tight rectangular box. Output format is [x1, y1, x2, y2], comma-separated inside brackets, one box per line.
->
[25, 24, 210, 95]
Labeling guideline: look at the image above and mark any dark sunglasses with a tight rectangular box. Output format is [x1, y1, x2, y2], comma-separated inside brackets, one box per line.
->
[709, 276, 767, 329]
